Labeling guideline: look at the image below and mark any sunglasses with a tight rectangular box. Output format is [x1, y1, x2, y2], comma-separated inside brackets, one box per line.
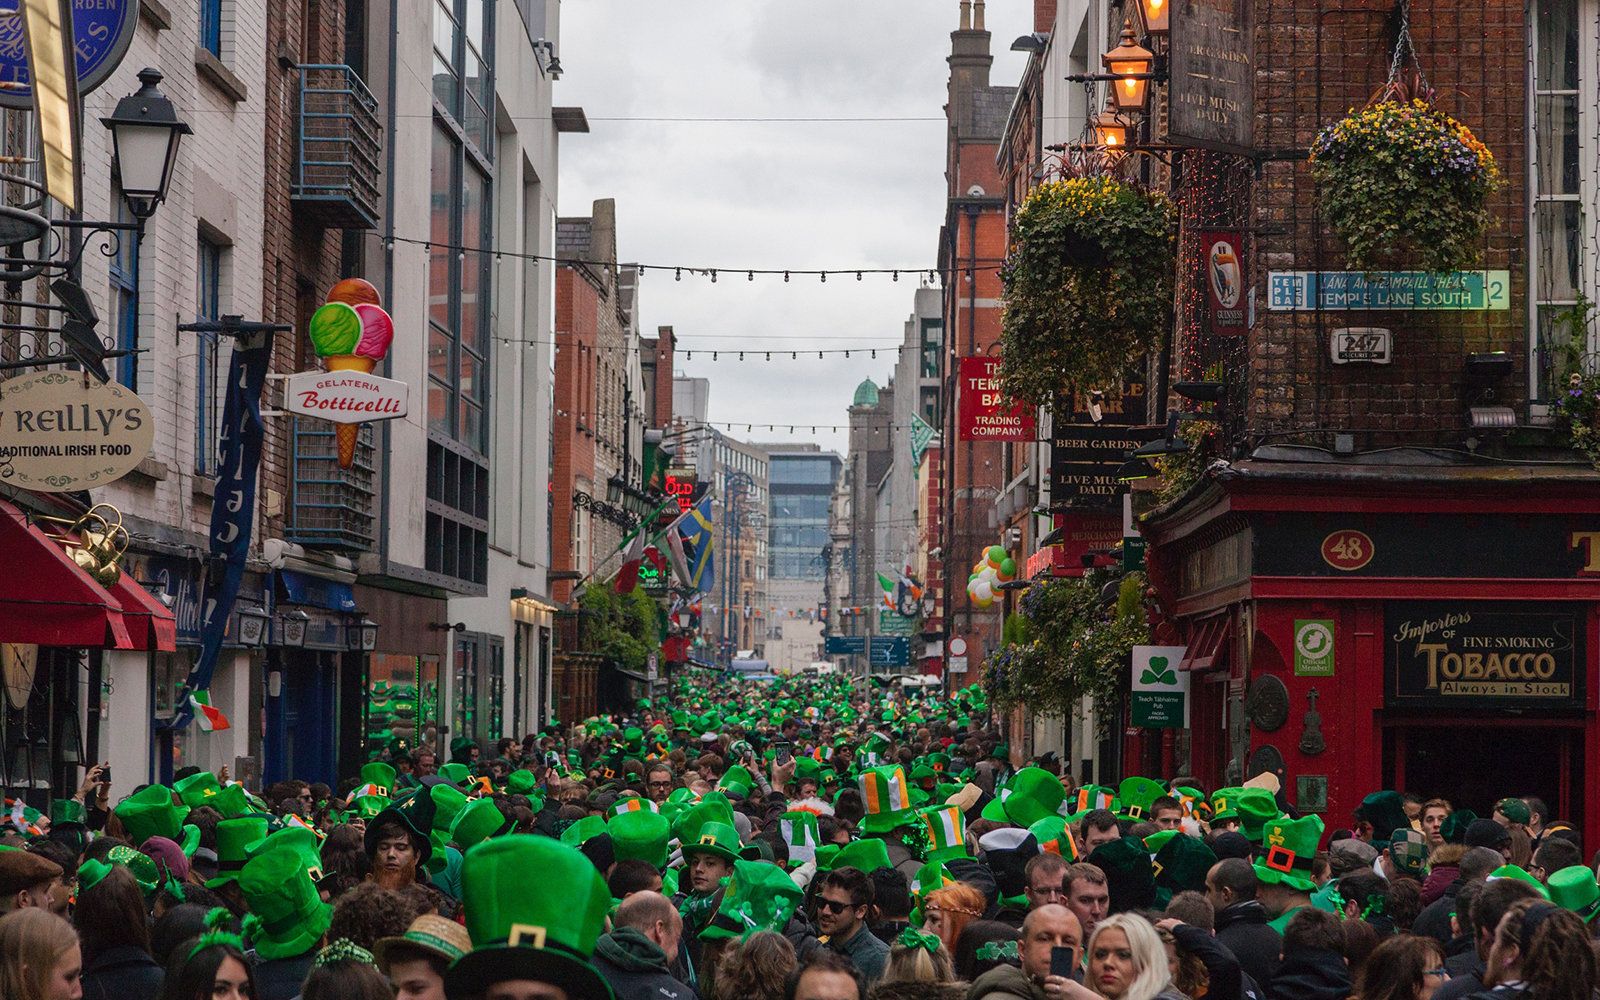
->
[816, 898, 857, 914]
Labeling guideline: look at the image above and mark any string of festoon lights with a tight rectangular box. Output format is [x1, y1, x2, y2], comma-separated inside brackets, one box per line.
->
[484, 335, 915, 361]
[386, 233, 1005, 284]
[551, 412, 934, 434]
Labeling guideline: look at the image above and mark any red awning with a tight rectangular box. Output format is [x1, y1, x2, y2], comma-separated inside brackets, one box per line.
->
[0, 500, 132, 648]
[106, 570, 178, 652]
[1178, 613, 1233, 672]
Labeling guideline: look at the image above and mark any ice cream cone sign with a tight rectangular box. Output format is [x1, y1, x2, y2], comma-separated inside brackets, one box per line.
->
[287, 278, 409, 468]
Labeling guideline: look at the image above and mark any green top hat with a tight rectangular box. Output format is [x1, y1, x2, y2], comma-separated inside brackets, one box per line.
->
[173, 771, 224, 810]
[717, 765, 755, 799]
[206, 816, 269, 889]
[1441, 809, 1478, 844]
[449, 736, 478, 761]
[360, 762, 398, 795]
[445, 836, 612, 1000]
[438, 762, 472, 786]
[980, 767, 1066, 827]
[1236, 789, 1281, 843]
[1153, 834, 1217, 901]
[51, 799, 84, 825]
[247, 826, 324, 881]
[927, 752, 952, 773]
[671, 799, 735, 846]
[857, 766, 917, 833]
[1208, 786, 1245, 822]
[451, 798, 513, 850]
[351, 794, 390, 821]
[701, 859, 803, 941]
[1117, 777, 1167, 821]
[1355, 791, 1411, 847]
[240, 848, 334, 961]
[1547, 866, 1600, 922]
[1488, 864, 1550, 897]
[794, 757, 822, 783]
[1254, 814, 1324, 893]
[610, 811, 671, 870]
[910, 861, 958, 899]
[366, 789, 436, 867]
[506, 770, 538, 796]
[682, 821, 741, 866]
[1029, 815, 1079, 861]
[1085, 836, 1155, 911]
[909, 764, 938, 784]
[560, 815, 608, 848]
[831, 837, 892, 874]
[115, 784, 190, 845]
[207, 784, 255, 820]
[814, 843, 842, 873]
[919, 803, 971, 863]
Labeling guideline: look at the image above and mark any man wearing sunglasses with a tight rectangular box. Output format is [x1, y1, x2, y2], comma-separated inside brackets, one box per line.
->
[815, 866, 889, 984]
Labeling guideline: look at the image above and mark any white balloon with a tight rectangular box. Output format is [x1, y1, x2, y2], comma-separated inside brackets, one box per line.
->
[973, 580, 994, 602]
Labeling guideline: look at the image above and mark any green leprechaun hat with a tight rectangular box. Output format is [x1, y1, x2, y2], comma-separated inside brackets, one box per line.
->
[1028, 816, 1079, 861]
[671, 798, 736, 846]
[716, 765, 755, 799]
[981, 767, 1066, 827]
[919, 803, 971, 863]
[857, 766, 917, 833]
[1236, 789, 1281, 843]
[206, 816, 269, 889]
[1254, 815, 1324, 893]
[610, 810, 671, 870]
[446, 836, 613, 1000]
[1154, 834, 1217, 906]
[506, 770, 538, 796]
[247, 826, 325, 881]
[173, 771, 224, 810]
[701, 859, 804, 941]
[1208, 786, 1245, 823]
[682, 821, 741, 866]
[910, 861, 958, 900]
[365, 788, 436, 867]
[351, 794, 389, 821]
[560, 815, 608, 849]
[360, 762, 398, 795]
[451, 798, 514, 851]
[831, 837, 892, 874]
[114, 784, 191, 846]
[1488, 865, 1550, 897]
[239, 848, 333, 961]
[438, 762, 472, 786]
[51, 799, 84, 825]
[1546, 866, 1600, 922]
[1117, 777, 1167, 822]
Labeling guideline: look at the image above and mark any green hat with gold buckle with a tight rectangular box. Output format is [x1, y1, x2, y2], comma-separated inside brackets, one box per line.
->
[1254, 814, 1324, 892]
[445, 836, 614, 1000]
[239, 848, 333, 961]
[1117, 777, 1167, 821]
[246, 826, 325, 881]
[682, 821, 741, 866]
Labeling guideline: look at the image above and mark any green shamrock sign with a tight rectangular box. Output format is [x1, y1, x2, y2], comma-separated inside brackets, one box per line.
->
[1139, 656, 1177, 686]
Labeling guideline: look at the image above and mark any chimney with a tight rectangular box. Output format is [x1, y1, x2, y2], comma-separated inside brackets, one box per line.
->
[960, 0, 971, 29]
[1034, 0, 1057, 31]
[974, 0, 985, 30]
[948, 0, 993, 101]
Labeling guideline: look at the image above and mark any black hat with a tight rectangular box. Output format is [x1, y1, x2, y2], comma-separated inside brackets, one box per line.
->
[1210, 831, 1253, 861]
[1087, 836, 1156, 914]
[365, 788, 436, 867]
[1465, 819, 1512, 849]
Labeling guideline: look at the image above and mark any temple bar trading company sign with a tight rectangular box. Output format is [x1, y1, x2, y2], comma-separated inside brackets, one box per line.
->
[1168, 0, 1254, 154]
[1386, 602, 1583, 710]
[956, 356, 1035, 441]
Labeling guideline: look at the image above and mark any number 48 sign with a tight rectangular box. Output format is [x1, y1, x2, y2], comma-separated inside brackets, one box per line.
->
[1321, 530, 1374, 572]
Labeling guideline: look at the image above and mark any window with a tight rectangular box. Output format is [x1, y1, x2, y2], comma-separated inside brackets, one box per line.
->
[195, 238, 224, 475]
[1531, 0, 1596, 397]
[110, 190, 138, 390]
[200, 0, 222, 56]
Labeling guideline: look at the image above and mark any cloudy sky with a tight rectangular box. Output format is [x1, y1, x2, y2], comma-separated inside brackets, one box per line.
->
[557, 1, 1031, 454]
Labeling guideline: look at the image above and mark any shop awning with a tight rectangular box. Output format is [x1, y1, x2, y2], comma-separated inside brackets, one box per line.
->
[0, 501, 132, 648]
[1178, 613, 1233, 672]
[106, 571, 178, 652]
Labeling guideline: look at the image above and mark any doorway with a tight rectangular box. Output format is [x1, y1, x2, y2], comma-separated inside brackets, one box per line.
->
[1387, 720, 1580, 823]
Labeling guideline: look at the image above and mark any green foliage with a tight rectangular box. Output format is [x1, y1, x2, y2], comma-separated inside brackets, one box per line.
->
[998, 177, 1175, 407]
[1549, 295, 1600, 468]
[577, 585, 661, 671]
[1310, 99, 1502, 273]
[984, 570, 1150, 737]
[1002, 611, 1030, 646]
[1150, 418, 1218, 506]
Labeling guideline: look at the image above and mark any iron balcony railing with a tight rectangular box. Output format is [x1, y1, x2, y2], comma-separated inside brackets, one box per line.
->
[287, 416, 377, 551]
[292, 64, 382, 229]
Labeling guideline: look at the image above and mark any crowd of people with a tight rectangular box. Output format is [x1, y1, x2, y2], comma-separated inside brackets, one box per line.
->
[0, 672, 1596, 1000]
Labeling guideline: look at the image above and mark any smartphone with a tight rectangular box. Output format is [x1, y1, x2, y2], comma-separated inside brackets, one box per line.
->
[1050, 946, 1077, 978]
[99, 766, 111, 785]
[776, 750, 793, 766]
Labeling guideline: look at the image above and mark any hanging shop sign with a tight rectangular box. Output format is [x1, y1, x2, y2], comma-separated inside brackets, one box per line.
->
[1049, 425, 1165, 509]
[1200, 230, 1248, 335]
[1055, 374, 1148, 426]
[664, 472, 706, 514]
[1268, 270, 1511, 311]
[956, 356, 1035, 441]
[301, 278, 404, 468]
[1168, 0, 1255, 155]
[0, 371, 153, 491]
[1330, 328, 1393, 365]
[0, 0, 139, 109]
[1386, 602, 1583, 709]
[1132, 645, 1191, 727]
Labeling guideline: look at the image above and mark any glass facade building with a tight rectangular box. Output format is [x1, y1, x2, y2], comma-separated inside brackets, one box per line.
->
[768, 450, 842, 580]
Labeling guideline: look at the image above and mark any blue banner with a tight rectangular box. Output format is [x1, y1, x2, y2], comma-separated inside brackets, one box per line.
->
[163, 331, 272, 731]
[679, 494, 716, 595]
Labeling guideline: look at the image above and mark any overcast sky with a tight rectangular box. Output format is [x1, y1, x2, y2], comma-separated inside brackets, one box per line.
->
[556, 1, 1032, 455]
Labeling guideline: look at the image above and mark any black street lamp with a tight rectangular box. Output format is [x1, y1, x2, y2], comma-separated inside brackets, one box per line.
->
[100, 68, 191, 223]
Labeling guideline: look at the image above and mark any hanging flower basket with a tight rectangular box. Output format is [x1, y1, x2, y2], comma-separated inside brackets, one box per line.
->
[1310, 92, 1502, 273]
[998, 176, 1174, 408]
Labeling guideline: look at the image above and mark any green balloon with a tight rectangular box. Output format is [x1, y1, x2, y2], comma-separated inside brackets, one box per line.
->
[308, 301, 361, 355]
[986, 545, 1007, 563]
[1000, 558, 1017, 576]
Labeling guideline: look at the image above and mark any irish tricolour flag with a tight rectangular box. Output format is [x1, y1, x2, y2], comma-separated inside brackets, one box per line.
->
[190, 690, 231, 732]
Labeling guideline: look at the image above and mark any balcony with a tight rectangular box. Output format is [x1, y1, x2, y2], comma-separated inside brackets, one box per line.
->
[287, 416, 376, 551]
[292, 65, 382, 230]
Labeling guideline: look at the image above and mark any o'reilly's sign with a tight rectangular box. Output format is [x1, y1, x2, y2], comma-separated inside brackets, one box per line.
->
[0, 372, 154, 491]
[1386, 602, 1582, 709]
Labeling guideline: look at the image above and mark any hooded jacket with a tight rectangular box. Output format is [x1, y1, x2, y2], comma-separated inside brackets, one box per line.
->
[874, 983, 968, 1000]
[1215, 899, 1284, 987]
[966, 963, 1048, 1000]
[1266, 946, 1352, 1000]
[594, 927, 698, 1000]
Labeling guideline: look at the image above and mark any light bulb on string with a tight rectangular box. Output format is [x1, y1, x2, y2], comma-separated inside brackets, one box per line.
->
[675, 268, 682, 281]
[893, 271, 899, 281]
[747, 271, 754, 281]
[783, 271, 790, 282]
[711, 269, 718, 283]
[820, 272, 827, 283]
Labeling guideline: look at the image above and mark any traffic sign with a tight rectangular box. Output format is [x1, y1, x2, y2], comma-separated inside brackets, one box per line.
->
[824, 635, 866, 655]
[868, 637, 910, 667]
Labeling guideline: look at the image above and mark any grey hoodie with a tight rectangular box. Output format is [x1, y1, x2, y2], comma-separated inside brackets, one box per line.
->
[966, 964, 1048, 1000]
[593, 927, 699, 1000]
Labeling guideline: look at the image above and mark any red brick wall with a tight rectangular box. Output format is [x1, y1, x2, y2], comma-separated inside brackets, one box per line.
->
[551, 267, 601, 603]
[1234, 0, 1528, 443]
[651, 326, 676, 427]
[1034, 0, 1057, 33]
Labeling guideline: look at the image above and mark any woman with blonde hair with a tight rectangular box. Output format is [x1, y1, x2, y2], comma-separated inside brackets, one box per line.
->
[922, 882, 985, 954]
[0, 907, 83, 1000]
[1085, 913, 1183, 1000]
[877, 927, 957, 986]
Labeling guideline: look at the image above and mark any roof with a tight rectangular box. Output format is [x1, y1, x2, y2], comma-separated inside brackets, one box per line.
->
[852, 379, 880, 406]
[555, 219, 592, 261]
[965, 85, 1019, 141]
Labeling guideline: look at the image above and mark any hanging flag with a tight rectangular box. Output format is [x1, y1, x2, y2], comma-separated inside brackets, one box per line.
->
[190, 690, 231, 732]
[614, 527, 648, 594]
[910, 413, 936, 476]
[877, 572, 897, 610]
[677, 494, 716, 595]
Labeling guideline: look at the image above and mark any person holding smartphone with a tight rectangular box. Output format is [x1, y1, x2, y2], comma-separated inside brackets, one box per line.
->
[969, 904, 1097, 1000]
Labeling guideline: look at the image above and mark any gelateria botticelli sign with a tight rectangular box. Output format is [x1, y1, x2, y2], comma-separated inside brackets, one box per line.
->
[1385, 602, 1583, 709]
[0, 371, 154, 491]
